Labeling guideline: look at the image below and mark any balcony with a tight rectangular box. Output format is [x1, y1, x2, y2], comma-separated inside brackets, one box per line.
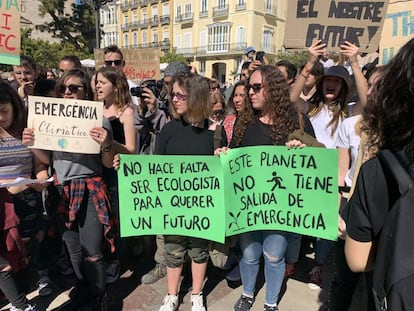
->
[212, 5, 229, 18]
[140, 0, 148, 7]
[175, 12, 194, 24]
[121, 23, 129, 31]
[176, 42, 248, 57]
[199, 10, 208, 18]
[129, 21, 138, 30]
[264, 6, 277, 16]
[149, 16, 159, 27]
[161, 0, 168, 2]
[235, 2, 246, 11]
[120, 2, 129, 11]
[149, 0, 158, 4]
[159, 15, 170, 25]
[161, 39, 170, 51]
[139, 19, 149, 28]
[130, 0, 139, 9]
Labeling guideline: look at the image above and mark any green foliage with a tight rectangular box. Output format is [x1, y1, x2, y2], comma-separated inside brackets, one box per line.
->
[36, 0, 97, 51]
[275, 51, 308, 69]
[17, 29, 92, 70]
[160, 48, 187, 64]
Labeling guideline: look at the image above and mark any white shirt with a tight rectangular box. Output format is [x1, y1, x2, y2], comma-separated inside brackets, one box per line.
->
[310, 104, 343, 149]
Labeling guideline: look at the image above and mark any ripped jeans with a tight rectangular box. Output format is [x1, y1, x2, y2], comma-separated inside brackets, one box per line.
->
[239, 230, 287, 305]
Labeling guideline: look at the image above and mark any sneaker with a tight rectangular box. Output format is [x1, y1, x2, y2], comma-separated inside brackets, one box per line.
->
[233, 294, 254, 311]
[264, 304, 279, 311]
[308, 265, 322, 290]
[10, 305, 39, 311]
[226, 263, 241, 282]
[191, 293, 206, 311]
[105, 261, 121, 284]
[284, 263, 295, 278]
[37, 276, 52, 296]
[141, 263, 166, 284]
[159, 294, 178, 311]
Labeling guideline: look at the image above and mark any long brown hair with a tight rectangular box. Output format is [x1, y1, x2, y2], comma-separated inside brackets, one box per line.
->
[0, 82, 26, 136]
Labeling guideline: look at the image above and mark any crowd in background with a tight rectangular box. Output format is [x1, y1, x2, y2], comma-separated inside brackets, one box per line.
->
[0, 36, 413, 311]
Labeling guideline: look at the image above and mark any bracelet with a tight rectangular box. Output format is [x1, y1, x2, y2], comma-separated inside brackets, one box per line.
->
[101, 143, 112, 152]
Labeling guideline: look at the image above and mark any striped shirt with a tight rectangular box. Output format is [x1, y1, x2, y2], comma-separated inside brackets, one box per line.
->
[0, 135, 33, 180]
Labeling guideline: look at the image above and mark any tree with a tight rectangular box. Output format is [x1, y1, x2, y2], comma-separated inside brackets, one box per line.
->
[160, 48, 187, 64]
[36, 0, 97, 52]
[275, 51, 308, 69]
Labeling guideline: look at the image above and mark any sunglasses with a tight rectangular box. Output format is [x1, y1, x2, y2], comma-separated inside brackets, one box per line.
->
[104, 60, 123, 66]
[211, 86, 220, 91]
[248, 83, 263, 93]
[59, 84, 84, 94]
[171, 92, 187, 101]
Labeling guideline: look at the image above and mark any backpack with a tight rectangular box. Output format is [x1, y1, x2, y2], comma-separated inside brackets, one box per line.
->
[373, 150, 414, 310]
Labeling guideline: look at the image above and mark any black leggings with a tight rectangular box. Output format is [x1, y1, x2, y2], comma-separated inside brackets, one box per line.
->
[0, 257, 28, 309]
[61, 189, 106, 297]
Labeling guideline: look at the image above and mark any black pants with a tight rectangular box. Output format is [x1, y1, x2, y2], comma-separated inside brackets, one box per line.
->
[0, 257, 28, 309]
[61, 188, 106, 298]
[329, 239, 375, 311]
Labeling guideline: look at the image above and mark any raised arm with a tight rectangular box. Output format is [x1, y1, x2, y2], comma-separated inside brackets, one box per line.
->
[340, 41, 368, 107]
[290, 40, 327, 104]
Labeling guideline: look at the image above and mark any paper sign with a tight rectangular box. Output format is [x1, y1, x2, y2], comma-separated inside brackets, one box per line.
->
[221, 146, 338, 241]
[0, 0, 20, 65]
[27, 96, 103, 154]
[118, 147, 339, 242]
[118, 154, 226, 243]
[284, 0, 389, 52]
[94, 48, 160, 83]
[379, 0, 414, 64]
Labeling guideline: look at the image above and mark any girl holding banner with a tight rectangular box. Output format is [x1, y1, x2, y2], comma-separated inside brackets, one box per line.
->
[156, 73, 227, 311]
[23, 68, 116, 310]
[216, 65, 313, 311]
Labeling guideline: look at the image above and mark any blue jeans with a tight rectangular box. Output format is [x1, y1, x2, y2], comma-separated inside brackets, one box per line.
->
[239, 230, 287, 305]
[315, 238, 334, 265]
[285, 233, 302, 264]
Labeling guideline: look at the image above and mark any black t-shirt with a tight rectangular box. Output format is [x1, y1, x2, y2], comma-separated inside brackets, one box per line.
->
[155, 118, 227, 155]
[229, 113, 315, 148]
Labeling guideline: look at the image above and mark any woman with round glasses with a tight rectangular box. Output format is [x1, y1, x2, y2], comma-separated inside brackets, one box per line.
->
[24, 68, 115, 310]
[218, 65, 314, 311]
[156, 73, 227, 311]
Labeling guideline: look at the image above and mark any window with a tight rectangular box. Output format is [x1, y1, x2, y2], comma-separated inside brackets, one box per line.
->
[200, 30, 207, 52]
[133, 32, 138, 47]
[162, 3, 169, 15]
[175, 34, 182, 51]
[124, 34, 129, 48]
[238, 0, 245, 5]
[201, 0, 207, 13]
[199, 60, 206, 74]
[218, 0, 226, 9]
[236, 26, 245, 49]
[153, 33, 158, 44]
[142, 31, 148, 47]
[208, 23, 230, 52]
[263, 29, 273, 52]
[143, 12, 148, 21]
[163, 31, 169, 41]
[176, 5, 181, 17]
[265, 0, 273, 13]
[152, 5, 157, 18]
[184, 31, 191, 50]
[185, 3, 191, 13]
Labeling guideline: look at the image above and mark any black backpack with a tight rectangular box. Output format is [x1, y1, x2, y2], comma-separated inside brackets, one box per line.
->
[374, 150, 414, 310]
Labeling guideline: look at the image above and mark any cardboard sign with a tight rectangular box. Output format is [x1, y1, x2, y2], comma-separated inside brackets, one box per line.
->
[222, 146, 338, 241]
[94, 48, 160, 84]
[27, 96, 103, 154]
[118, 147, 338, 242]
[284, 0, 389, 52]
[118, 154, 226, 243]
[379, 0, 414, 64]
[0, 0, 20, 65]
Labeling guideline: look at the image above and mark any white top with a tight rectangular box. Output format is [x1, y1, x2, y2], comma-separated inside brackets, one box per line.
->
[310, 104, 343, 149]
[336, 115, 362, 187]
[128, 79, 139, 106]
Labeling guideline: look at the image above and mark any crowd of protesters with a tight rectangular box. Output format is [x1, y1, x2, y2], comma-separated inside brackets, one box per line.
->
[0, 36, 412, 311]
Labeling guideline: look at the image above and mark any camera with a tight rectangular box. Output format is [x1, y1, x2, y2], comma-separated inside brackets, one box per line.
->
[130, 80, 163, 98]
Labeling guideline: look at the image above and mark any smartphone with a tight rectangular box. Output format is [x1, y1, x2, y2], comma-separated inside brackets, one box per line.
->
[255, 51, 265, 63]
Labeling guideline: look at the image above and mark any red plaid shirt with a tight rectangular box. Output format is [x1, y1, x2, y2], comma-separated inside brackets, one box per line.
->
[57, 176, 115, 252]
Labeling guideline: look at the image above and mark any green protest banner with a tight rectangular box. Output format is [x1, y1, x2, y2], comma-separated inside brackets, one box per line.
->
[118, 147, 338, 242]
[118, 154, 226, 243]
[0, 0, 20, 65]
[220, 146, 338, 241]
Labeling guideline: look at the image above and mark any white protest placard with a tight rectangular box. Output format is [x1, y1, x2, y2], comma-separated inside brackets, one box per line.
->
[27, 96, 103, 154]
[284, 0, 390, 52]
